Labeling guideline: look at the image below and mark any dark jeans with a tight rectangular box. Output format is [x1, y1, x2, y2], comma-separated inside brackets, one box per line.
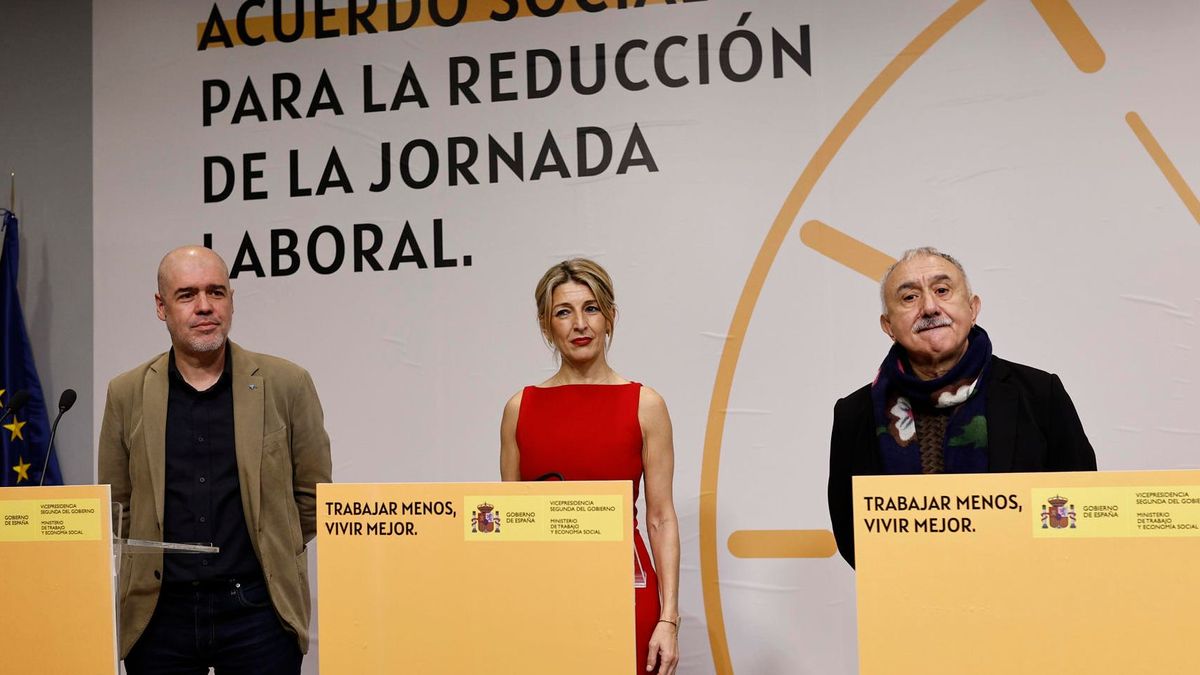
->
[123, 577, 302, 675]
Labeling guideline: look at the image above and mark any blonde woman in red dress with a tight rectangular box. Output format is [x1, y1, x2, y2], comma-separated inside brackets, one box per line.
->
[500, 258, 680, 675]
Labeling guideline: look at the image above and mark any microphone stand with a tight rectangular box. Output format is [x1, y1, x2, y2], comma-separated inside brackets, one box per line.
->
[39, 389, 76, 486]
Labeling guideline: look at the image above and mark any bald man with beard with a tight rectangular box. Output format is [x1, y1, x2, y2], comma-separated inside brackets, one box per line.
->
[827, 247, 1096, 568]
[99, 246, 331, 674]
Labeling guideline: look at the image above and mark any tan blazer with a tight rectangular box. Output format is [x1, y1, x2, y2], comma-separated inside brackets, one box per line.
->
[98, 342, 332, 657]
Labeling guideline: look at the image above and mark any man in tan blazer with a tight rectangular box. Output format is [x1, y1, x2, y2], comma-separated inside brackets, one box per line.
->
[99, 246, 331, 674]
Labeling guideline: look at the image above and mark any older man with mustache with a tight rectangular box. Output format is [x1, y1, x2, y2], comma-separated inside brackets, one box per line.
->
[827, 247, 1096, 567]
[99, 246, 331, 673]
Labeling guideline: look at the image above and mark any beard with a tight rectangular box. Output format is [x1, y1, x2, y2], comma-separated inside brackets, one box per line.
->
[184, 333, 227, 353]
[168, 320, 228, 355]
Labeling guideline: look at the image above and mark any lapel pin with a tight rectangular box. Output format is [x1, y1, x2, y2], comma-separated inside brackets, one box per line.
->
[248, 384, 258, 390]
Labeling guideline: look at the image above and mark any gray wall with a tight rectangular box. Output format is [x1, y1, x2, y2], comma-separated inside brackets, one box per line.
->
[0, 1, 93, 485]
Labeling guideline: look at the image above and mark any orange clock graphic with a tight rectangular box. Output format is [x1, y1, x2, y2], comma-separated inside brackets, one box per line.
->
[698, 0, 1199, 672]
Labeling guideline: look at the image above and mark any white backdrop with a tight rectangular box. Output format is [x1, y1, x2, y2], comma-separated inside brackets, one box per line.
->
[94, 1, 1200, 673]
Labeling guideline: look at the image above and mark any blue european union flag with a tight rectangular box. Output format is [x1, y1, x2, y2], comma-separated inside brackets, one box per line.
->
[1, 210, 61, 486]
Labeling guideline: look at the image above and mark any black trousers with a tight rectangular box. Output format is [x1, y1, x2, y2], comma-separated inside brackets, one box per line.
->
[123, 577, 302, 675]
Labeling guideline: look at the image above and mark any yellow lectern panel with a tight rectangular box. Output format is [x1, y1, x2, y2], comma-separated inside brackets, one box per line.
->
[0, 485, 116, 675]
[317, 481, 635, 674]
[854, 470, 1200, 674]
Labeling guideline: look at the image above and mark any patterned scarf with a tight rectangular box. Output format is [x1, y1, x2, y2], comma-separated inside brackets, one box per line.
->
[871, 325, 992, 474]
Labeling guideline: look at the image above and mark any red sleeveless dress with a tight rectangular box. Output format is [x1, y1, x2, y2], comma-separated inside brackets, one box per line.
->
[515, 382, 661, 674]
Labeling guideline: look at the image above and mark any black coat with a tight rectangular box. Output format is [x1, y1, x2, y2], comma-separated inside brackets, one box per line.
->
[827, 356, 1097, 568]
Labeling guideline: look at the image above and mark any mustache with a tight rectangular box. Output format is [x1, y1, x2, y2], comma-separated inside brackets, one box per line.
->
[913, 315, 952, 333]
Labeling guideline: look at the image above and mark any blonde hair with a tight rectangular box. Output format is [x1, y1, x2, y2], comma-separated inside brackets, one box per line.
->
[534, 258, 617, 348]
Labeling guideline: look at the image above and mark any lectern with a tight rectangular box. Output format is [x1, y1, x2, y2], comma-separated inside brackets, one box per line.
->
[854, 469, 1200, 674]
[0, 485, 118, 675]
[318, 480, 636, 674]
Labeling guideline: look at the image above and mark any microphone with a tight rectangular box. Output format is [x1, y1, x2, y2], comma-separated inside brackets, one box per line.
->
[38, 389, 76, 487]
[0, 390, 30, 424]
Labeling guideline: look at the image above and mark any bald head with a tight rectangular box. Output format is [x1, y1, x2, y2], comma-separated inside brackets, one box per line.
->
[157, 246, 229, 296]
[155, 246, 234, 356]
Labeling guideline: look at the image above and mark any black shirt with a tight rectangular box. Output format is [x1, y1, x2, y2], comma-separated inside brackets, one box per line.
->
[162, 347, 260, 582]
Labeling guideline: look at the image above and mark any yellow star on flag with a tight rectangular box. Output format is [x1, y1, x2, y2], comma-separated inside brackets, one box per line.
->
[12, 456, 31, 483]
[4, 417, 26, 441]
